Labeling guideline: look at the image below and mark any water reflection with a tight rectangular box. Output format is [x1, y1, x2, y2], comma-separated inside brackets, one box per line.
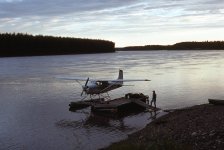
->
[1, 51, 224, 149]
[56, 109, 151, 138]
[149, 110, 160, 120]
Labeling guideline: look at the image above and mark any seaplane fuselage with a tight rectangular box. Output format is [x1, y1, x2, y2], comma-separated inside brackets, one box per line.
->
[84, 80, 123, 95]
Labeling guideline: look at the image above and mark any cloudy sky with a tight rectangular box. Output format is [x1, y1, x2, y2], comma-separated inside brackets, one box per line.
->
[0, 0, 224, 47]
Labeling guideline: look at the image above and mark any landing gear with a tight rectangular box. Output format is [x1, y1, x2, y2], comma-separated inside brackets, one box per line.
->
[81, 92, 111, 101]
[103, 92, 111, 101]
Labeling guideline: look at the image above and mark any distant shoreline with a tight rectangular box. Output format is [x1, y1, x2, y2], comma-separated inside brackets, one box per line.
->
[117, 41, 224, 51]
[105, 104, 224, 150]
[0, 51, 115, 58]
[0, 33, 115, 57]
[117, 49, 224, 51]
[1, 33, 224, 57]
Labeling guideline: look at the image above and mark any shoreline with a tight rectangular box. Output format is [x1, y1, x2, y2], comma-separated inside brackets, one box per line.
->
[104, 104, 224, 150]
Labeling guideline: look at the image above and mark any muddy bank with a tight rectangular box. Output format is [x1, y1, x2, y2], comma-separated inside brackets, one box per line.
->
[104, 104, 224, 150]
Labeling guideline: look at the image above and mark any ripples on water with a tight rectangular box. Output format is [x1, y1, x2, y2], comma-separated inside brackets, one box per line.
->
[1, 51, 224, 149]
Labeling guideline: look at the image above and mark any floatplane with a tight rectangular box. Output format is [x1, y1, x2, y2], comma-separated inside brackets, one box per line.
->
[59, 70, 150, 100]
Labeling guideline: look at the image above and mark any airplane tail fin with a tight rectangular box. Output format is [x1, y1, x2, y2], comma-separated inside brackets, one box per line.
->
[118, 69, 123, 80]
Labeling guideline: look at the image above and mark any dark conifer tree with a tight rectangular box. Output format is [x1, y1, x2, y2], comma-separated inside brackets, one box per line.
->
[0, 33, 115, 57]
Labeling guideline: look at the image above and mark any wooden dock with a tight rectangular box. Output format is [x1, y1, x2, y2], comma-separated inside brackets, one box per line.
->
[69, 93, 160, 113]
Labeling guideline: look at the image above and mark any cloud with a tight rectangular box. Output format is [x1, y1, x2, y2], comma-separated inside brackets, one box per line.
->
[0, 0, 139, 18]
[0, 0, 224, 46]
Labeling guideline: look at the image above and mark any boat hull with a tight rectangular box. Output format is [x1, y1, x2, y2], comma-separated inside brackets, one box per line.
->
[208, 99, 224, 105]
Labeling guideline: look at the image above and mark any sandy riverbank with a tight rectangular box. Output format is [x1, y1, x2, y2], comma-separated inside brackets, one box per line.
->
[104, 104, 224, 150]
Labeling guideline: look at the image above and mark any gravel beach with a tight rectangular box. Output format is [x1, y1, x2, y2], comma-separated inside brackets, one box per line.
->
[104, 104, 224, 150]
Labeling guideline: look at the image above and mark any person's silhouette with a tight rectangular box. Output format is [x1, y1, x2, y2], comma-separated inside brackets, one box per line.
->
[150, 90, 157, 108]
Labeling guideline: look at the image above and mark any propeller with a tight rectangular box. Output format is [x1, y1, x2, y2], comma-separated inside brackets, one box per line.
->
[81, 77, 89, 96]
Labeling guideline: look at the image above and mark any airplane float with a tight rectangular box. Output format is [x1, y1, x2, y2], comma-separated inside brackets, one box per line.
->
[59, 70, 150, 100]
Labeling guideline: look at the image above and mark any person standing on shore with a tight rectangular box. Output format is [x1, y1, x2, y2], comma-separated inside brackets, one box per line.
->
[150, 90, 157, 108]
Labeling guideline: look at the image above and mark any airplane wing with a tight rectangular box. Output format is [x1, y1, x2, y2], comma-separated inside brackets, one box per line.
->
[56, 76, 150, 82]
[119, 79, 150, 82]
[56, 76, 89, 81]
[94, 79, 151, 82]
[98, 79, 150, 93]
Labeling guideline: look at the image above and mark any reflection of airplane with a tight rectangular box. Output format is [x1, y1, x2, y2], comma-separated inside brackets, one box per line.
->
[60, 70, 150, 100]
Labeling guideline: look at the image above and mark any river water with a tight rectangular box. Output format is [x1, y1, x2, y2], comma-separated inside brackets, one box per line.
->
[1, 50, 224, 149]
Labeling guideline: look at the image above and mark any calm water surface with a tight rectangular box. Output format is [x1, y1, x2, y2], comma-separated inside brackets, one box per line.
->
[1, 51, 224, 149]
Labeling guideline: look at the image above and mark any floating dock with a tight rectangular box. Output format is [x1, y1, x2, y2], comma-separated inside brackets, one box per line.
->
[69, 93, 160, 113]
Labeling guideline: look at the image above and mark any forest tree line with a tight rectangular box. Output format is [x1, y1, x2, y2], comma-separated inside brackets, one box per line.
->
[0, 33, 115, 57]
[119, 41, 224, 51]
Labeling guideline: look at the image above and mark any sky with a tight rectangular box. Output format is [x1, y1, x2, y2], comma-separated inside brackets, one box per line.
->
[0, 0, 224, 47]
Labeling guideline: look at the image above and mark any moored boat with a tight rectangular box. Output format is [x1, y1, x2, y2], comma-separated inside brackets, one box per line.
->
[208, 99, 224, 105]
